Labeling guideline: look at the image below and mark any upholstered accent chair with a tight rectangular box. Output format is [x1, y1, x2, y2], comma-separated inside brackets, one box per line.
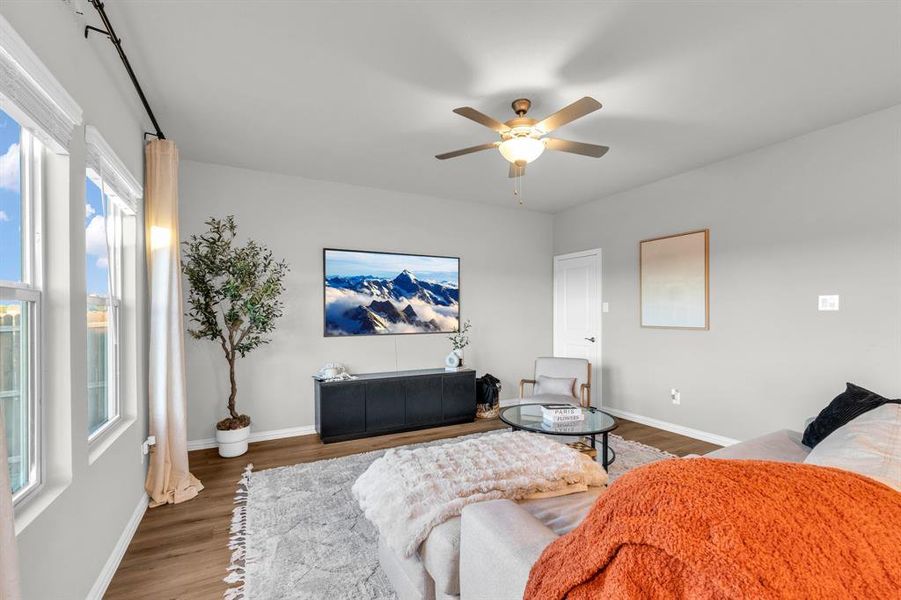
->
[519, 357, 591, 408]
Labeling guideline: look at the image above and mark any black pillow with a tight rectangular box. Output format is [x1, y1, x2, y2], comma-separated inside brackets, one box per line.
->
[802, 383, 900, 448]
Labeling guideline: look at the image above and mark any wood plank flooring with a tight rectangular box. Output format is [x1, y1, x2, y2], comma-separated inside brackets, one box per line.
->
[104, 417, 719, 599]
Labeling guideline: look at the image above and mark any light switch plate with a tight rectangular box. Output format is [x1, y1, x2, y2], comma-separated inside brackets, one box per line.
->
[818, 295, 840, 311]
[602, 302, 609, 313]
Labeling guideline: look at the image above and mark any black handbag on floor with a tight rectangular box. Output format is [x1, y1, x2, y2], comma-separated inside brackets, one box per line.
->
[476, 374, 501, 418]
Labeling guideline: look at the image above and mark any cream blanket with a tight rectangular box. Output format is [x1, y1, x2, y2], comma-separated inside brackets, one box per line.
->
[351, 431, 607, 557]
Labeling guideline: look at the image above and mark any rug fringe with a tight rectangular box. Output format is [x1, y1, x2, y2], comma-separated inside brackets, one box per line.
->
[224, 463, 254, 599]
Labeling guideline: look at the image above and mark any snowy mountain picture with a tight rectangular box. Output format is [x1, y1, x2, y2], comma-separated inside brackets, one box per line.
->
[324, 249, 460, 336]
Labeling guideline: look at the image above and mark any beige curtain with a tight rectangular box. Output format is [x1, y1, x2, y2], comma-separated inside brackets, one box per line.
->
[0, 408, 21, 599]
[144, 139, 203, 507]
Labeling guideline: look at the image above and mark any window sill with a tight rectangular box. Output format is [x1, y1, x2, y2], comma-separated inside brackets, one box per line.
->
[88, 415, 136, 465]
[14, 475, 70, 535]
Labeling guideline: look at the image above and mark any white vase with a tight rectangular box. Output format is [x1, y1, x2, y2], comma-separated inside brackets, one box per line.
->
[445, 348, 464, 370]
[216, 424, 250, 458]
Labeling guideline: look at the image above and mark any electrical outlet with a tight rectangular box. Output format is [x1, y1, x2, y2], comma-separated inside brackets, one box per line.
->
[142, 435, 156, 458]
[141, 435, 157, 465]
[671, 388, 681, 405]
[818, 295, 839, 311]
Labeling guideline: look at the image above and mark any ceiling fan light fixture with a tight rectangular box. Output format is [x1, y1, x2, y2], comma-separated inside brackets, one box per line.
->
[436, 97, 606, 188]
[498, 135, 545, 165]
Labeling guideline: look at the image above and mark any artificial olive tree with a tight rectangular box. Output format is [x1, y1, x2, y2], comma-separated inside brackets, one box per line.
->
[182, 216, 289, 430]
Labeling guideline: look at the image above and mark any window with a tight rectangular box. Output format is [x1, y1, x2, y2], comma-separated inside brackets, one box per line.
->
[1, 14, 82, 518]
[0, 107, 42, 501]
[85, 170, 127, 438]
[83, 126, 140, 451]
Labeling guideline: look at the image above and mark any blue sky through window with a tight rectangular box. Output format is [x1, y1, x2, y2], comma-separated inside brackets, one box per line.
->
[85, 177, 109, 296]
[0, 109, 21, 283]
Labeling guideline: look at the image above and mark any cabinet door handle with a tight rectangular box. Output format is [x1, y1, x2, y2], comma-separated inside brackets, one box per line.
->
[585, 337, 596, 343]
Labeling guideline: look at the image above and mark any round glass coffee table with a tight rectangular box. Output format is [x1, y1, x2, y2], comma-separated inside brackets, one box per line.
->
[499, 403, 618, 468]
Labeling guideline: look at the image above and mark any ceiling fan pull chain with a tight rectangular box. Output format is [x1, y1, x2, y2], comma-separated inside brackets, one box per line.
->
[512, 169, 523, 206]
[519, 170, 524, 206]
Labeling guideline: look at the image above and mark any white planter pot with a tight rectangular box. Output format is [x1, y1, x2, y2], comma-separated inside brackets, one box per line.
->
[216, 425, 250, 458]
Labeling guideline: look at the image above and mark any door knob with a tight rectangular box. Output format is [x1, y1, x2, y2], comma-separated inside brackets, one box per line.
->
[585, 337, 596, 343]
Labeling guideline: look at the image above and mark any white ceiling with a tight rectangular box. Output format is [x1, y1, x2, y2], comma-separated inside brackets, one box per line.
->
[94, 1, 901, 213]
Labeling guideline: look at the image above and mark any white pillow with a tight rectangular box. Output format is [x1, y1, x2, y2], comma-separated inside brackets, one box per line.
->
[534, 375, 576, 398]
[804, 403, 900, 491]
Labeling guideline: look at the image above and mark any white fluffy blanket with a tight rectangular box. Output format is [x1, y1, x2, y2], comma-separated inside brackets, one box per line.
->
[351, 431, 607, 557]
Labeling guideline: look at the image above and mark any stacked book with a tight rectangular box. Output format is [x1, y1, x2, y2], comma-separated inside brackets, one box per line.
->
[541, 404, 585, 426]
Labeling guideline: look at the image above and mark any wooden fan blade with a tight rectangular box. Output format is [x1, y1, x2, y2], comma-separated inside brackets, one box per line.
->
[453, 107, 511, 133]
[544, 138, 609, 158]
[535, 97, 602, 133]
[435, 142, 498, 160]
[508, 163, 526, 178]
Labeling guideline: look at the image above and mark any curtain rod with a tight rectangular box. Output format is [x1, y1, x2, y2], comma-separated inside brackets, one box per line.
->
[85, 0, 165, 140]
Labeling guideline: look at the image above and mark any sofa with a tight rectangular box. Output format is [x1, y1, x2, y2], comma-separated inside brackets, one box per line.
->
[378, 487, 603, 600]
[382, 399, 900, 600]
[462, 401, 901, 600]
[378, 428, 810, 600]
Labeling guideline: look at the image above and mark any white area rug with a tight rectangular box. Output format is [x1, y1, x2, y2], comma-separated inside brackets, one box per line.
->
[224, 432, 674, 599]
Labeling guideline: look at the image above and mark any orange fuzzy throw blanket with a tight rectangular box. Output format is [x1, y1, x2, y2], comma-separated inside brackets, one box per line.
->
[526, 458, 901, 599]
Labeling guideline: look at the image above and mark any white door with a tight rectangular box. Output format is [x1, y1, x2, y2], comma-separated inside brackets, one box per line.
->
[553, 250, 602, 407]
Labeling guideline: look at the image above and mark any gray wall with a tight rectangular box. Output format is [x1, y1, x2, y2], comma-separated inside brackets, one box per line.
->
[554, 105, 901, 441]
[2, 2, 149, 599]
[179, 161, 554, 442]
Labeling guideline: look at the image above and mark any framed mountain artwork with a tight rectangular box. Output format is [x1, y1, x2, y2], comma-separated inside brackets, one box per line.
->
[323, 248, 460, 336]
[640, 229, 709, 329]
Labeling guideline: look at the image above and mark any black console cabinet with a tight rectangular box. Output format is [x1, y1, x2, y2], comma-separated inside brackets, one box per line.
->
[314, 368, 476, 443]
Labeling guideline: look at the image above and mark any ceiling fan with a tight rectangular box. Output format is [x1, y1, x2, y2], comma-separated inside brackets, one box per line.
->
[435, 97, 609, 177]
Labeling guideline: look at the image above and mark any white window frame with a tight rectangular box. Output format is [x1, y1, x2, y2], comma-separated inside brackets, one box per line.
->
[85, 169, 128, 442]
[84, 126, 140, 456]
[0, 128, 44, 506]
[0, 12, 83, 527]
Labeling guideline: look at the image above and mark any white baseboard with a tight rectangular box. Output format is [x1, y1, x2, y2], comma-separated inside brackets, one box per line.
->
[498, 399, 739, 447]
[86, 492, 148, 600]
[187, 425, 318, 451]
[601, 407, 740, 448]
